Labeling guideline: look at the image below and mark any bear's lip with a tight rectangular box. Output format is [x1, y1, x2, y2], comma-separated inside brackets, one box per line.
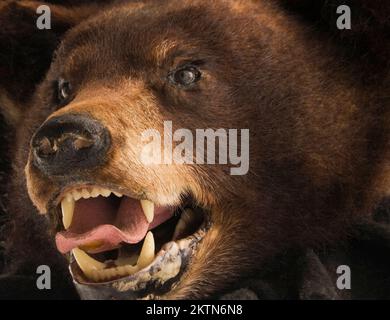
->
[47, 183, 210, 298]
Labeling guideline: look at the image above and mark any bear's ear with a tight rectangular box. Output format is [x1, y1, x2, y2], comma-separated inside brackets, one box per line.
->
[0, 1, 105, 126]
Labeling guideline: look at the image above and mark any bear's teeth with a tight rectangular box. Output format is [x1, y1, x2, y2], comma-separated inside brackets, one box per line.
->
[90, 188, 101, 198]
[72, 190, 83, 201]
[172, 208, 193, 240]
[73, 247, 106, 270]
[61, 196, 75, 230]
[60, 187, 123, 229]
[100, 188, 111, 197]
[140, 199, 154, 223]
[137, 231, 155, 269]
[71, 231, 156, 281]
[81, 188, 90, 199]
[113, 191, 123, 197]
[88, 265, 139, 282]
[72, 248, 106, 279]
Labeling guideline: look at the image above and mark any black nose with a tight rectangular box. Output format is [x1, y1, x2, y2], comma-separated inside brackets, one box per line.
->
[32, 114, 111, 176]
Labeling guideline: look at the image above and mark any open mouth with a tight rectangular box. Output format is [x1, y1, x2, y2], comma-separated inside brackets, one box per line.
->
[52, 185, 209, 297]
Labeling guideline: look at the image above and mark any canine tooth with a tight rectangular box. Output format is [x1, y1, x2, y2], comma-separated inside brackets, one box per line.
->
[137, 231, 155, 269]
[61, 196, 75, 229]
[140, 200, 154, 223]
[72, 248, 106, 279]
[172, 208, 193, 240]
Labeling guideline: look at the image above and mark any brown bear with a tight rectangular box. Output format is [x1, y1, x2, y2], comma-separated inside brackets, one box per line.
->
[0, 0, 389, 299]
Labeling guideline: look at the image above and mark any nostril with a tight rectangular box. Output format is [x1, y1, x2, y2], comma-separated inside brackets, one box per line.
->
[35, 136, 57, 158]
[31, 114, 111, 176]
[73, 136, 95, 151]
[34, 134, 95, 159]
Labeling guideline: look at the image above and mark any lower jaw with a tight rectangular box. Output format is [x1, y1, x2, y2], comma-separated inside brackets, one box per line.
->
[69, 217, 210, 300]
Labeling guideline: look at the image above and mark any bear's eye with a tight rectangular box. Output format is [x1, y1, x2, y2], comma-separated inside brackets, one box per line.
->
[57, 79, 72, 103]
[168, 65, 201, 87]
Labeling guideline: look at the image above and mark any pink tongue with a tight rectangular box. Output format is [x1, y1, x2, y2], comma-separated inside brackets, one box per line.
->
[55, 197, 174, 254]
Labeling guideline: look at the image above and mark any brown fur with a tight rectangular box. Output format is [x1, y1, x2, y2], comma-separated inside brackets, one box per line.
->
[1, 0, 389, 299]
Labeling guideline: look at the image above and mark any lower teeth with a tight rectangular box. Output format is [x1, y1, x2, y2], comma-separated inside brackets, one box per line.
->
[72, 231, 155, 282]
[88, 265, 139, 282]
[71, 207, 203, 282]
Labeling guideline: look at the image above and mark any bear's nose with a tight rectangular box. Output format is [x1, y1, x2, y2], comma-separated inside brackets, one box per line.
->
[31, 114, 111, 176]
